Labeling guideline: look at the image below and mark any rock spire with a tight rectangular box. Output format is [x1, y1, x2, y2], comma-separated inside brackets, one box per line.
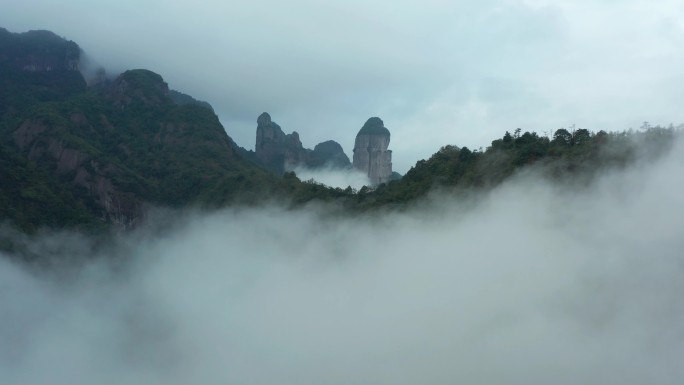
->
[353, 117, 392, 185]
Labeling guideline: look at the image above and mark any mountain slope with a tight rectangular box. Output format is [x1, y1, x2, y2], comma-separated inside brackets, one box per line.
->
[0, 29, 288, 231]
[1, 27, 680, 233]
[356, 127, 678, 209]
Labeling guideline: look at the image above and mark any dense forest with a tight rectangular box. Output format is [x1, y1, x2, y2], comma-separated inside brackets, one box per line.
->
[276, 123, 676, 214]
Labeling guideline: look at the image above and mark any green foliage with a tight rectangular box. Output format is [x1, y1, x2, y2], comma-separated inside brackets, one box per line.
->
[1, 28, 680, 233]
[0, 29, 85, 117]
[0, 54, 285, 231]
[352, 126, 679, 210]
[0, 142, 98, 232]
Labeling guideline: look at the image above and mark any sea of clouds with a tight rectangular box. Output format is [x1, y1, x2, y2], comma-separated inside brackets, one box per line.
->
[291, 165, 371, 190]
[1, 136, 683, 384]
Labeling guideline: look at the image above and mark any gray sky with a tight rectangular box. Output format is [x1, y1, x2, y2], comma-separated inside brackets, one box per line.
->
[3, 0, 684, 172]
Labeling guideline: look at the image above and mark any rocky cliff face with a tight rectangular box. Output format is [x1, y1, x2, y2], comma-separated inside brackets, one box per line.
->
[353, 117, 392, 185]
[254, 112, 351, 174]
[0, 28, 80, 72]
[255, 112, 304, 174]
[12, 114, 144, 229]
[0, 28, 86, 116]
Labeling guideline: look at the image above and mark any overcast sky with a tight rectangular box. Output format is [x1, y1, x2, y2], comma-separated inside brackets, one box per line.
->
[3, 0, 684, 172]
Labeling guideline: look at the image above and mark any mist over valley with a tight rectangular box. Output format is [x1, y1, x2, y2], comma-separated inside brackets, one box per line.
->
[2, 135, 684, 384]
[2, 3, 684, 382]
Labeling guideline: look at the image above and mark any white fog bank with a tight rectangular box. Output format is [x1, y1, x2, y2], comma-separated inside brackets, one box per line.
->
[1, 138, 684, 384]
[291, 166, 371, 189]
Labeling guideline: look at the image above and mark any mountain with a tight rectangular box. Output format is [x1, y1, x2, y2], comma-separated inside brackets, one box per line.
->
[253, 112, 351, 174]
[0, 29, 301, 232]
[352, 117, 393, 185]
[0, 28, 85, 116]
[309, 140, 351, 169]
[0, 26, 680, 235]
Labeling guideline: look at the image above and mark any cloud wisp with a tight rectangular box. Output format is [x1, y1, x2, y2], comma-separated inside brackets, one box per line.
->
[291, 165, 371, 190]
[1, 137, 684, 384]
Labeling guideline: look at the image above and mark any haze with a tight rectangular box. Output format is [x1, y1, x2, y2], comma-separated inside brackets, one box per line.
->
[3, 0, 684, 172]
[1, 135, 683, 384]
[2, 2, 684, 382]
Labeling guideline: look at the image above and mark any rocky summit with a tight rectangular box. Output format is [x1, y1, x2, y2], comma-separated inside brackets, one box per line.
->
[254, 112, 351, 174]
[353, 117, 393, 185]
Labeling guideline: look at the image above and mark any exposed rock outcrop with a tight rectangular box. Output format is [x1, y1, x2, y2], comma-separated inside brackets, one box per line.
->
[255, 112, 306, 174]
[353, 117, 392, 185]
[0, 28, 80, 71]
[254, 112, 351, 174]
[12, 117, 143, 228]
[0, 28, 87, 115]
[309, 140, 351, 169]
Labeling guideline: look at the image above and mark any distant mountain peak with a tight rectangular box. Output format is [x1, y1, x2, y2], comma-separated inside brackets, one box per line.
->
[253, 113, 351, 173]
[0, 27, 81, 72]
[107, 69, 170, 107]
[358, 117, 390, 136]
[257, 112, 273, 127]
[354, 117, 393, 184]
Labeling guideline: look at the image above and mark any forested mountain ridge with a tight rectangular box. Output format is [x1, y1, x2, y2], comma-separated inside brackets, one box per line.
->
[0, 27, 680, 234]
[358, 126, 678, 209]
[0, 29, 300, 232]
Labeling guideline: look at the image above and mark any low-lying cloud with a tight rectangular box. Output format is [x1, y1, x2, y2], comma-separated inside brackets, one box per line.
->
[1, 138, 684, 384]
[291, 166, 371, 190]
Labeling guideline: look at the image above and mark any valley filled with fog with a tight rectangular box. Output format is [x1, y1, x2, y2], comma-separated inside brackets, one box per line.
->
[1, 136, 683, 385]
